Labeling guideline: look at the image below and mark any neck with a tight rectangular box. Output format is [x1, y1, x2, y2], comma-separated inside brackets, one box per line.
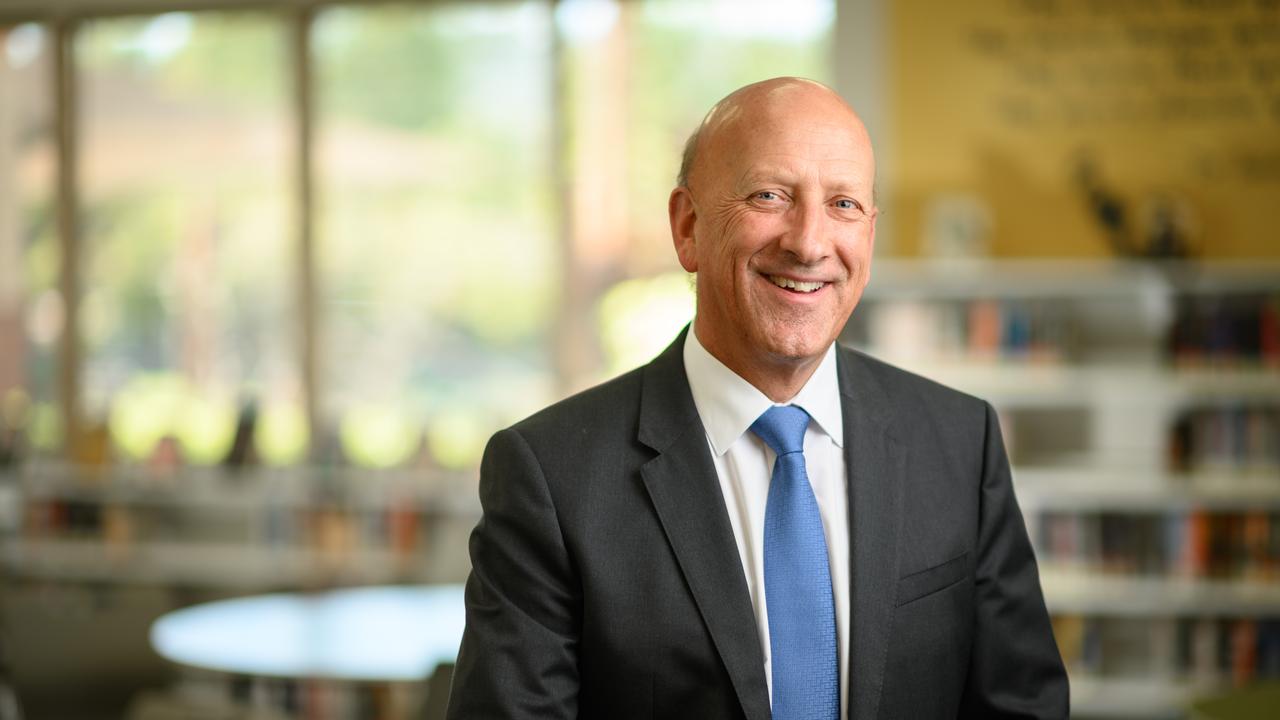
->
[692, 326, 826, 403]
[745, 360, 823, 403]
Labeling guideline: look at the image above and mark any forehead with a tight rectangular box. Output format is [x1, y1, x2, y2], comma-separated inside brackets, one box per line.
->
[721, 118, 874, 192]
[698, 91, 874, 191]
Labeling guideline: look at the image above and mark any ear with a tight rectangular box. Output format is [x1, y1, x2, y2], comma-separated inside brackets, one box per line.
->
[867, 205, 878, 257]
[669, 186, 699, 273]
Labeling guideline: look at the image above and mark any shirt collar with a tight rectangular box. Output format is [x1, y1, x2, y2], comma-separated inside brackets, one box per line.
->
[683, 325, 844, 457]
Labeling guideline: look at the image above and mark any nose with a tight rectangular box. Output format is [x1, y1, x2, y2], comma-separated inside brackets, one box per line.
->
[778, 197, 828, 264]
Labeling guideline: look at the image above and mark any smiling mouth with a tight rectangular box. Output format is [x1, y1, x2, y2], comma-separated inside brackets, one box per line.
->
[767, 274, 826, 293]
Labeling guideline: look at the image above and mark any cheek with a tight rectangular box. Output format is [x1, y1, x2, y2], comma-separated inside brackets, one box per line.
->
[838, 229, 874, 277]
[706, 205, 761, 260]
[718, 206, 753, 237]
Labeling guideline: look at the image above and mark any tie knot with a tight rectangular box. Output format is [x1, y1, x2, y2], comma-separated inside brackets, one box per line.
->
[750, 405, 810, 456]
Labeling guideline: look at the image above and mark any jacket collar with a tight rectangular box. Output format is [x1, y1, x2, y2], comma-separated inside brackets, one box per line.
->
[837, 346, 904, 720]
[638, 327, 773, 720]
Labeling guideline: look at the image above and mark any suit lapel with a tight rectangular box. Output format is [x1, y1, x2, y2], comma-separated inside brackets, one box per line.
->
[638, 330, 772, 720]
[838, 348, 904, 720]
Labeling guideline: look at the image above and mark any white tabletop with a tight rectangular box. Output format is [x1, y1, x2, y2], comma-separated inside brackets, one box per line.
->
[150, 584, 466, 682]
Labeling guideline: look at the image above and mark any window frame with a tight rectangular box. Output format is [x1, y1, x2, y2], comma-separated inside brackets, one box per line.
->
[1, 0, 567, 460]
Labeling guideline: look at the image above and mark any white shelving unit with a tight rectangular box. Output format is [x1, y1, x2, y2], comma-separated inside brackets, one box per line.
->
[1069, 677, 1211, 720]
[11, 464, 481, 514]
[1015, 468, 1280, 513]
[846, 258, 1280, 719]
[1040, 570, 1280, 617]
[2, 538, 467, 588]
[0, 464, 481, 589]
[864, 259, 1280, 300]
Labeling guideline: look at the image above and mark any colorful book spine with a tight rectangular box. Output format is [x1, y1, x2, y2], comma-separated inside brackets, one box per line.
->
[1036, 510, 1280, 580]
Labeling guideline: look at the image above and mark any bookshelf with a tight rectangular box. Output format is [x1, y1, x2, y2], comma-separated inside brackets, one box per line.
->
[0, 464, 480, 590]
[844, 258, 1280, 719]
[1069, 677, 1213, 720]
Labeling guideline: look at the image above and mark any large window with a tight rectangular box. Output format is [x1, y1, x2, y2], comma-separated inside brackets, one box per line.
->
[315, 2, 556, 469]
[77, 13, 298, 465]
[2, 0, 835, 472]
[0, 23, 58, 456]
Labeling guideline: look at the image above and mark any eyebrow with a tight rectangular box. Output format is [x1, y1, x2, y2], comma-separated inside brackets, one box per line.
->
[735, 167, 870, 197]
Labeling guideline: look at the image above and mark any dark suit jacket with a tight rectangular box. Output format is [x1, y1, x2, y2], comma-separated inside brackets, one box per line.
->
[448, 330, 1069, 719]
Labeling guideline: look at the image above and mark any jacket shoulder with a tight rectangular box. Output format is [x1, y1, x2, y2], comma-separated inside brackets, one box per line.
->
[839, 345, 989, 415]
[507, 363, 647, 445]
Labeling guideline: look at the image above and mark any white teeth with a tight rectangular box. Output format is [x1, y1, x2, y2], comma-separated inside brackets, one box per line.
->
[769, 275, 825, 293]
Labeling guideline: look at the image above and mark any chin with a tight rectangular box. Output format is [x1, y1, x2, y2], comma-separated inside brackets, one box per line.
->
[757, 328, 835, 364]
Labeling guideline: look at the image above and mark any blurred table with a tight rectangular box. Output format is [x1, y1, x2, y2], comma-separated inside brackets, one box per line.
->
[149, 584, 465, 682]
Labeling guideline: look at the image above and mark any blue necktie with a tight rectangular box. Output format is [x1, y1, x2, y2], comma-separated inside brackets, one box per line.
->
[751, 405, 838, 720]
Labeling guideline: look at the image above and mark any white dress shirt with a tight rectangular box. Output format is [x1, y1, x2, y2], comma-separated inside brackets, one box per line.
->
[683, 328, 850, 719]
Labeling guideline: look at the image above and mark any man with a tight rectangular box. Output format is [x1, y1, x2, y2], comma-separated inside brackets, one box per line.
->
[448, 77, 1069, 719]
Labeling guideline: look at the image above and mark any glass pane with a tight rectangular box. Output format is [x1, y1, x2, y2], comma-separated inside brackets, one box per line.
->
[627, 0, 835, 256]
[315, 2, 556, 470]
[78, 13, 300, 466]
[0, 23, 59, 460]
[558, 0, 836, 377]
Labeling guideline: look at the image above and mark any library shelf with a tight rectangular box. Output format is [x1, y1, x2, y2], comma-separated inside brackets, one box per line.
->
[885, 363, 1280, 407]
[1015, 469, 1280, 512]
[8, 464, 481, 514]
[0, 538, 459, 588]
[845, 258, 1280, 718]
[0, 463, 483, 590]
[1068, 675, 1209, 720]
[864, 258, 1280, 301]
[1041, 568, 1280, 616]
[1168, 367, 1280, 400]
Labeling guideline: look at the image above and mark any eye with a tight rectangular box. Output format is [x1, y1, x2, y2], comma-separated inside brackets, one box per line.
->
[755, 191, 781, 201]
[833, 198, 861, 211]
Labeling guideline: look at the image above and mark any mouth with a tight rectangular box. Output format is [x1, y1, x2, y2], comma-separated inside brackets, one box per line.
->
[766, 274, 826, 294]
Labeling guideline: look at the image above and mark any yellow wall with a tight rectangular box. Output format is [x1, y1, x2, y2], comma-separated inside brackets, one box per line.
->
[888, 0, 1280, 258]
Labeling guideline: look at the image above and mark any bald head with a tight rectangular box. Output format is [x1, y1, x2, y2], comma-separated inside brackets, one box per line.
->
[666, 76, 879, 401]
[676, 77, 874, 194]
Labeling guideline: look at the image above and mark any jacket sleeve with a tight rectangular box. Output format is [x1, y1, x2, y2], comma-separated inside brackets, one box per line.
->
[959, 402, 1071, 718]
[446, 427, 581, 719]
